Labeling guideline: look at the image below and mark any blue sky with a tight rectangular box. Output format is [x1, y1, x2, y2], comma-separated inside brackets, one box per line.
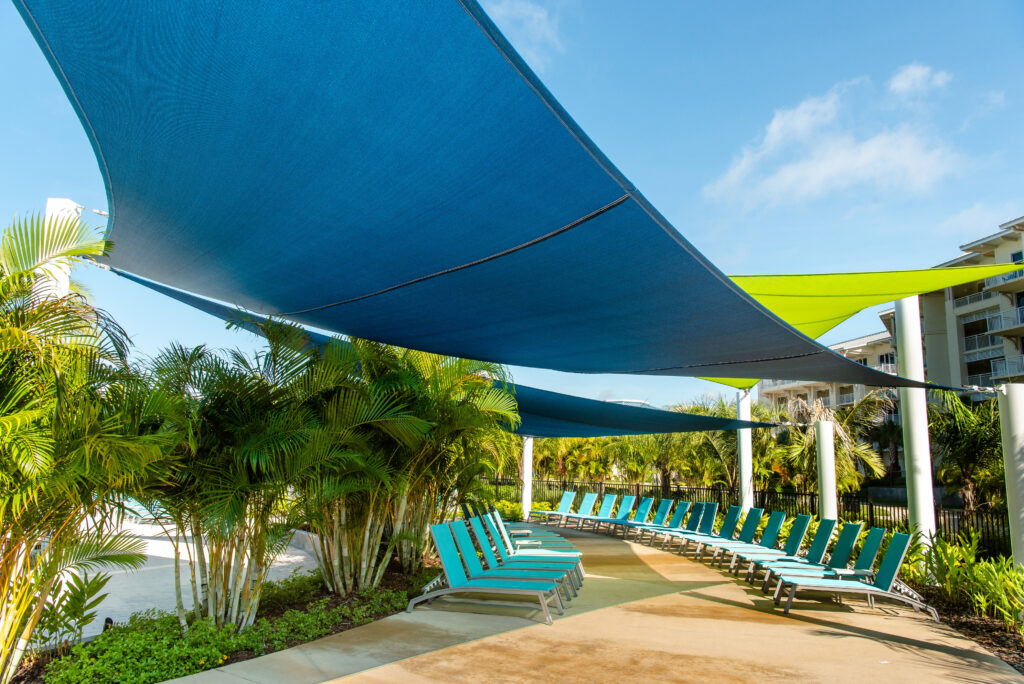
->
[2, 1, 1022, 407]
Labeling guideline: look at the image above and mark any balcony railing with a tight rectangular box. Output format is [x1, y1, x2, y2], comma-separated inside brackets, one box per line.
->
[963, 332, 1001, 352]
[871, 363, 897, 374]
[985, 269, 1024, 288]
[992, 356, 1024, 379]
[966, 372, 995, 387]
[953, 290, 996, 308]
[986, 306, 1024, 334]
[837, 392, 856, 405]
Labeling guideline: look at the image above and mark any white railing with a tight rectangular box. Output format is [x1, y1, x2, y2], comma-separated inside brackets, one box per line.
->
[966, 372, 995, 387]
[992, 356, 1024, 378]
[871, 363, 897, 374]
[985, 269, 1024, 288]
[986, 307, 1024, 334]
[963, 332, 1001, 352]
[837, 392, 856, 405]
[953, 290, 996, 308]
[816, 397, 831, 407]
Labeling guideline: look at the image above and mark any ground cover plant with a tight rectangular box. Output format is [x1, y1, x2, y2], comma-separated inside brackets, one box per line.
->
[32, 569, 411, 684]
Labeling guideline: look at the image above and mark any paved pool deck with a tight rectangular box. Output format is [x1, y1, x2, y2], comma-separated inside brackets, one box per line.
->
[178, 524, 1022, 684]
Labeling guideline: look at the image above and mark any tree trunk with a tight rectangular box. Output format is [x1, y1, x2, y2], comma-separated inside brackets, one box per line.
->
[659, 465, 672, 498]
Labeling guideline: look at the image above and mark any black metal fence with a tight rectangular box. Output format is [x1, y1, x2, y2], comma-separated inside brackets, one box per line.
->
[484, 478, 1012, 557]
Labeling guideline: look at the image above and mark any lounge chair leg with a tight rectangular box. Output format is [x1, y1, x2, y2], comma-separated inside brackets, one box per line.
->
[784, 585, 796, 614]
[553, 589, 565, 615]
[539, 592, 553, 625]
[773, 580, 784, 603]
[760, 570, 773, 592]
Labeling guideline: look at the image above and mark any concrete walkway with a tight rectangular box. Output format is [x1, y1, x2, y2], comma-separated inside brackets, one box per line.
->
[179, 525, 1022, 684]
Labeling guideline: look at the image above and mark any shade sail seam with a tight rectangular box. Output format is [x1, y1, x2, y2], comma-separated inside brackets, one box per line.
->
[14, 1, 117, 240]
[276, 194, 629, 316]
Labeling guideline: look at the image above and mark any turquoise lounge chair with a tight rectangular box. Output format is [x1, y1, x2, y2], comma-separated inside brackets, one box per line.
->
[710, 510, 786, 568]
[529, 491, 575, 524]
[636, 501, 691, 544]
[561, 493, 612, 529]
[469, 516, 583, 586]
[768, 526, 885, 599]
[744, 518, 836, 583]
[588, 495, 636, 533]
[407, 523, 564, 625]
[759, 521, 863, 591]
[774, 532, 938, 621]
[658, 501, 709, 549]
[482, 513, 585, 576]
[489, 511, 577, 550]
[607, 496, 654, 537]
[664, 502, 734, 554]
[732, 513, 811, 574]
[697, 507, 764, 563]
[450, 521, 575, 600]
[622, 498, 673, 540]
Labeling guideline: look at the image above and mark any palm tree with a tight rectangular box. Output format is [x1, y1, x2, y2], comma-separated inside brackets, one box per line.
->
[931, 391, 1003, 512]
[0, 215, 172, 682]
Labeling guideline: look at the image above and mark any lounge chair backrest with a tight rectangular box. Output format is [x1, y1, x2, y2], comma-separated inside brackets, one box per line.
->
[854, 527, 886, 571]
[470, 503, 484, 518]
[684, 502, 705, 531]
[614, 495, 636, 520]
[668, 501, 691, 528]
[576, 492, 598, 515]
[430, 523, 468, 587]
[873, 532, 912, 591]
[595, 494, 617, 517]
[631, 497, 654, 523]
[806, 519, 837, 564]
[467, 517, 501, 568]
[827, 522, 864, 568]
[759, 511, 787, 548]
[651, 499, 673, 525]
[460, 503, 472, 519]
[736, 507, 764, 543]
[451, 522, 486, 576]
[484, 512, 516, 558]
[698, 502, 719, 534]
[782, 514, 812, 555]
[555, 491, 576, 513]
[715, 505, 741, 539]
[471, 516, 508, 562]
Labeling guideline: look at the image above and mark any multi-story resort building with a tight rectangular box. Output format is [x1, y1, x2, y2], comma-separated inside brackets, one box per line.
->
[758, 330, 897, 411]
[923, 216, 1024, 388]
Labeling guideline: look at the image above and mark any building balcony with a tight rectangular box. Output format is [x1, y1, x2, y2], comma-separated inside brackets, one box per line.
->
[992, 356, 1024, 380]
[953, 290, 997, 308]
[836, 392, 856, 405]
[986, 306, 1024, 338]
[871, 363, 897, 374]
[984, 268, 1024, 293]
[963, 332, 1002, 352]
[966, 372, 995, 387]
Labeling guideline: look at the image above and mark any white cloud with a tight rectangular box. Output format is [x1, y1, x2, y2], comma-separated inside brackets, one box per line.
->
[888, 63, 952, 95]
[938, 202, 1022, 238]
[704, 80, 961, 208]
[481, 0, 564, 72]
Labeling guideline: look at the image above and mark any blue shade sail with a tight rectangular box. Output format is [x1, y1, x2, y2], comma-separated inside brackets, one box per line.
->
[15, 0, 923, 387]
[113, 271, 770, 438]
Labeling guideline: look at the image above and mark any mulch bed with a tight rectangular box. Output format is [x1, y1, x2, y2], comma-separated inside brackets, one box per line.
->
[919, 587, 1024, 674]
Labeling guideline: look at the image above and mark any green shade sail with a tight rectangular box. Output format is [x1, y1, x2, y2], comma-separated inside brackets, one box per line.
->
[706, 264, 1020, 390]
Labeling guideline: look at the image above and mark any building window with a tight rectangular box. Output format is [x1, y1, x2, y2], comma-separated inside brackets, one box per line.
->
[1012, 250, 1024, 264]
[878, 352, 895, 365]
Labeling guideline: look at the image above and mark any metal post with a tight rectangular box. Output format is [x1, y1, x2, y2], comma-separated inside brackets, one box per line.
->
[737, 389, 754, 512]
[998, 384, 1024, 565]
[814, 420, 838, 520]
[895, 295, 937, 543]
[522, 435, 533, 522]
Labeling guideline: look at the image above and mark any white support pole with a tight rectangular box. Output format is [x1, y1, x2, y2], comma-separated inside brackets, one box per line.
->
[814, 420, 838, 520]
[737, 389, 754, 511]
[522, 435, 534, 523]
[998, 383, 1024, 565]
[37, 198, 81, 300]
[895, 295, 937, 543]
